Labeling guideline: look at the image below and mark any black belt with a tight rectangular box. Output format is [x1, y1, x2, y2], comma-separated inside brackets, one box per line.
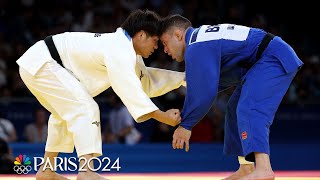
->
[238, 32, 275, 69]
[256, 32, 275, 60]
[44, 35, 63, 66]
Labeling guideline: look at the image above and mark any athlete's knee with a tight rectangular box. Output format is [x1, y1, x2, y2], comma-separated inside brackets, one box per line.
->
[66, 100, 100, 123]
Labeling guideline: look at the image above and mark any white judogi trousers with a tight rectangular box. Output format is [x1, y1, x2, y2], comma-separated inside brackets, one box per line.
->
[19, 60, 102, 157]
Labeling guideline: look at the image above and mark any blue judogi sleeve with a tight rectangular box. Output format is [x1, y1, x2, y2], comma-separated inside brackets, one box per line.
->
[180, 42, 221, 130]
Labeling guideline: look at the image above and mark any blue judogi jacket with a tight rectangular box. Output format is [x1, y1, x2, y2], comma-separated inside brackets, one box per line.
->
[180, 24, 303, 130]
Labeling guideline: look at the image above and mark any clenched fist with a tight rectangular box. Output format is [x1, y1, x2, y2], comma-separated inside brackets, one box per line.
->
[163, 109, 181, 126]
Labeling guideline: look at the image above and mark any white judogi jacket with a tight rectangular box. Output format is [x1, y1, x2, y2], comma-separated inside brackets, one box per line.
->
[17, 28, 185, 122]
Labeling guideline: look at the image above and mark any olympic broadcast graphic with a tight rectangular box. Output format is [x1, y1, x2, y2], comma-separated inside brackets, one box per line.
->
[13, 154, 32, 174]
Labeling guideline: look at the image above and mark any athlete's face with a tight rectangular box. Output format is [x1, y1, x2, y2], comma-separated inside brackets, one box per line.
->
[133, 31, 159, 58]
[141, 35, 159, 58]
[160, 28, 185, 62]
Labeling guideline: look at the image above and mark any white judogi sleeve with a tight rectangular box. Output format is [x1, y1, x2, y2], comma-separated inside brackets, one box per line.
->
[104, 37, 158, 123]
[136, 56, 186, 97]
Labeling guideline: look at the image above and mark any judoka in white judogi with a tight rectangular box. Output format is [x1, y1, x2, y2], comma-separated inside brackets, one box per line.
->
[17, 27, 185, 158]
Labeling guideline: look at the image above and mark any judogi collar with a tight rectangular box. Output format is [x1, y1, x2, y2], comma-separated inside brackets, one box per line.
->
[124, 30, 131, 41]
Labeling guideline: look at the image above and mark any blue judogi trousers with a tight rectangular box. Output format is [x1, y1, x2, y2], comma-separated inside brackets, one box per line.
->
[223, 54, 298, 159]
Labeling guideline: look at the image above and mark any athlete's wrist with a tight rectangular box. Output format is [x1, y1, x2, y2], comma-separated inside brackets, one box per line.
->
[148, 110, 166, 123]
[180, 123, 192, 131]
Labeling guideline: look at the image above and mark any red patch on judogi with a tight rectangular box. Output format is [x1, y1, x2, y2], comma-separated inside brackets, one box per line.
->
[241, 131, 247, 140]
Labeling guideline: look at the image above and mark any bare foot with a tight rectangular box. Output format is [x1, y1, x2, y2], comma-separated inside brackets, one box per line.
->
[36, 170, 70, 180]
[222, 164, 254, 180]
[238, 169, 275, 180]
[77, 171, 108, 180]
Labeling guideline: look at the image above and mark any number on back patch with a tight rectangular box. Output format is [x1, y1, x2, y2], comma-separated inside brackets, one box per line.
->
[189, 24, 250, 44]
[205, 26, 220, 33]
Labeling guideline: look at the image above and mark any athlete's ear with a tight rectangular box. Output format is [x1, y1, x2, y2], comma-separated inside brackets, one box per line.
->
[141, 30, 148, 39]
[136, 30, 145, 40]
[174, 29, 183, 41]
